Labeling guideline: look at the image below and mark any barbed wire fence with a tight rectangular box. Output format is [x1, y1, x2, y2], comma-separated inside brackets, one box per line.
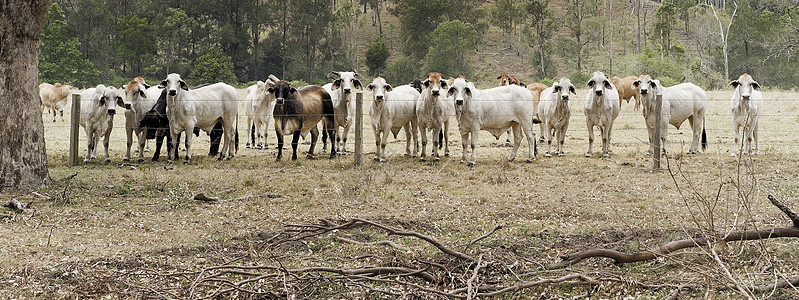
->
[49, 91, 780, 168]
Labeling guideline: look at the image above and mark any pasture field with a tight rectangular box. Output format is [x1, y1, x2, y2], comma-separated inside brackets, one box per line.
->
[2, 87, 799, 298]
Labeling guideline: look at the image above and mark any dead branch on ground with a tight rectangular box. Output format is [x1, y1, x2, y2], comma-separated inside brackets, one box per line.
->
[550, 195, 799, 269]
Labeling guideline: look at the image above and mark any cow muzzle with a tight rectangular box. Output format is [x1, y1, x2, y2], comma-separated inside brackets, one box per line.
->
[640, 89, 648, 95]
[431, 90, 440, 96]
[742, 94, 750, 100]
[375, 95, 384, 100]
[455, 99, 464, 105]
[594, 90, 603, 96]
[107, 109, 116, 115]
[125, 103, 132, 110]
[561, 95, 569, 101]
[343, 88, 352, 94]
[276, 98, 285, 105]
[168, 89, 177, 96]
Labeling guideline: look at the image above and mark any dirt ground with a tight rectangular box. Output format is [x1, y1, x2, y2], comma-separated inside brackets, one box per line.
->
[1, 87, 797, 298]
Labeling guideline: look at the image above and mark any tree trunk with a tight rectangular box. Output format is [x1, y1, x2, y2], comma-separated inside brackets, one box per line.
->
[0, 0, 52, 190]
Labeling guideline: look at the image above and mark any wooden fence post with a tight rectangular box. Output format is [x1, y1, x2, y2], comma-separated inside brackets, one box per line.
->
[354, 92, 363, 166]
[652, 93, 663, 170]
[69, 93, 80, 166]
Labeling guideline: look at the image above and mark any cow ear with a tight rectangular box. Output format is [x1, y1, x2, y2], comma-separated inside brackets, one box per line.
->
[99, 96, 106, 105]
[159, 80, 167, 89]
[332, 79, 341, 90]
[519, 82, 526, 88]
[586, 80, 594, 89]
[423, 79, 430, 87]
[729, 80, 740, 89]
[290, 87, 297, 94]
[569, 85, 576, 94]
[121, 84, 127, 90]
[447, 87, 455, 97]
[267, 87, 275, 94]
[465, 87, 472, 97]
[604, 80, 612, 89]
[385, 84, 393, 92]
[142, 82, 151, 89]
[440, 81, 447, 89]
[139, 90, 147, 98]
[496, 75, 502, 79]
[752, 81, 761, 91]
[366, 83, 374, 91]
[117, 96, 125, 107]
[551, 83, 560, 93]
[631, 80, 639, 90]
[179, 80, 188, 91]
[353, 79, 363, 90]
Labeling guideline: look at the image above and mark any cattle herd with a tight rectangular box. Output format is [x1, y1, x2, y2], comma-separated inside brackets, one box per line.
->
[39, 71, 763, 165]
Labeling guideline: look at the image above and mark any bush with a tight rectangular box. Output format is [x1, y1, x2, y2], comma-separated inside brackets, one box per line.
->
[569, 72, 592, 87]
[385, 56, 421, 86]
[190, 48, 237, 85]
[421, 20, 478, 78]
[365, 35, 390, 77]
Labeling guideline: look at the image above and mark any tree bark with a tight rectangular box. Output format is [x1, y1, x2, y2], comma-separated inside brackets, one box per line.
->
[0, 0, 52, 190]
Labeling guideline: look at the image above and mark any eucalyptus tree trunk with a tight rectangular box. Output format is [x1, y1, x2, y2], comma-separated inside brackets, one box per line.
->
[0, 0, 52, 190]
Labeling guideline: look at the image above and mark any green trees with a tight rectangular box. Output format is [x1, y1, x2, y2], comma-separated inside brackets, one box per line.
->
[38, 3, 99, 87]
[190, 49, 238, 84]
[422, 20, 478, 78]
[365, 36, 390, 76]
[114, 15, 156, 76]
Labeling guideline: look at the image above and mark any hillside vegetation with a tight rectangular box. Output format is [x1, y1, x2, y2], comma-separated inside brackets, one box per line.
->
[40, 0, 799, 89]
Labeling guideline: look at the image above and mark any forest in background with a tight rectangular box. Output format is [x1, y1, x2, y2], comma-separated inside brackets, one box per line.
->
[38, 0, 799, 90]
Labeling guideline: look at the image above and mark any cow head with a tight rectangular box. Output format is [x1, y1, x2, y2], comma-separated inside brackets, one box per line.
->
[366, 77, 392, 104]
[408, 77, 423, 93]
[632, 73, 660, 97]
[447, 77, 471, 106]
[268, 80, 296, 105]
[124, 77, 151, 110]
[423, 72, 447, 96]
[330, 71, 362, 95]
[497, 72, 510, 86]
[586, 71, 613, 97]
[97, 85, 122, 115]
[552, 77, 576, 101]
[159, 73, 188, 98]
[254, 78, 279, 110]
[729, 73, 761, 101]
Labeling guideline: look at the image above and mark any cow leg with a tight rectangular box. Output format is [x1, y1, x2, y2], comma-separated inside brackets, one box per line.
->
[246, 117, 254, 148]
[291, 130, 301, 160]
[276, 129, 284, 161]
[373, 126, 382, 161]
[85, 128, 94, 162]
[124, 126, 133, 161]
[431, 126, 441, 161]
[753, 118, 759, 155]
[379, 124, 391, 162]
[410, 119, 419, 158]
[169, 129, 180, 162]
[558, 120, 569, 157]
[103, 126, 112, 163]
[508, 123, 523, 163]
[468, 129, 480, 166]
[263, 118, 270, 149]
[308, 127, 319, 159]
[419, 124, 427, 161]
[320, 124, 328, 151]
[152, 133, 164, 161]
[460, 129, 470, 164]
[341, 121, 352, 155]
[586, 120, 594, 157]
[403, 123, 412, 157]
[137, 128, 148, 162]
[731, 121, 741, 157]
[544, 121, 552, 157]
[183, 129, 193, 164]
[603, 121, 614, 157]
[505, 130, 512, 146]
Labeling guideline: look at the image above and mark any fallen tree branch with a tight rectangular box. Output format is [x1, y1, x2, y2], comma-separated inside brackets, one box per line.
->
[4, 199, 32, 213]
[551, 195, 799, 268]
[768, 195, 799, 227]
[335, 236, 411, 252]
[194, 192, 284, 203]
[466, 224, 504, 248]
[352, 218, 476, 262]
[753, 275, 799, 293]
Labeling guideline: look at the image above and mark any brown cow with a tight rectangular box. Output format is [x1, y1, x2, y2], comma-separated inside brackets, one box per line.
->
[609, 76, 641, 110]
[270, 80, 336, 161]
[497, 72, 511, 86]
[39, 83, 71, 122]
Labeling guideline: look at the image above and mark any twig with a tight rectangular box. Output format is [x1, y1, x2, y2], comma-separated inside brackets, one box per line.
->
[466, 224, 504, 248]
[352, 218, 476, 262]
[466, 255, 485, 300]
[194, 192, 284, 203]
[768, 195, 799, 227]
[4, 199, 33, 213]
[335, 236, 411, 252]
[753, 275, 799, 293]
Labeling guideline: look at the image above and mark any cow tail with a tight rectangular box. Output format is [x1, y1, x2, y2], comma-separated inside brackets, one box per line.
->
[250, 123, 255, 145]
[235, 114, 240, 154]
[701, 118, 707, 151]
[438, 130, 443, 149]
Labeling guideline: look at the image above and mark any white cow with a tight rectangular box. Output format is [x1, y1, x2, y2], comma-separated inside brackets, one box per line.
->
[538, 77, 576, 157]
[729, 73, 762, 156]
[39, 83, 71, 122]
[450, 77, 537, 166]
[416, 72, 453, 161]
[367, 77, 420, 162]
[322, 71, 362, 155]
[160, 73, 238, 163]
[584, 71, 621, 157]
[245, 74, 280, 149]
[79, 85, 123, 163]
[632, 74, 707, 155]
[122, 76, 162, 162]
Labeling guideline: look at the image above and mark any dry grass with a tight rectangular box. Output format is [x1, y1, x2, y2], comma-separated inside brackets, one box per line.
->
[1, 88, 798, 298]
